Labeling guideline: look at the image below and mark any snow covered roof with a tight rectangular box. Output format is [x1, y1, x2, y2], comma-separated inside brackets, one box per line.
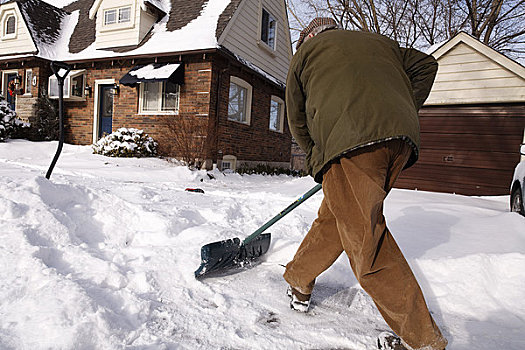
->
[4, 0, 68, 56]
[119, 62, 184, 86]
[0, 0, 236, 61]
[88, 0, 167, 20]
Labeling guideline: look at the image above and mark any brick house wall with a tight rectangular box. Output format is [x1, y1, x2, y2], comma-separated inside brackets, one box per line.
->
[210, 52, 291, 168]
[63, 55, 214, 147]
[2, 51, 291, 170]
[0, 58, 51, 122]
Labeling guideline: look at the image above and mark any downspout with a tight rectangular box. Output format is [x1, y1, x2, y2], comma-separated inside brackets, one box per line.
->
[213, 63, 229, 169]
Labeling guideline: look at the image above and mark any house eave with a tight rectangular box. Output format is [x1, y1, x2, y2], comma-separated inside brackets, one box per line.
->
[0, 52, 39, 63]
[58, 48, 221, 65]
[217, 46, 286, 89]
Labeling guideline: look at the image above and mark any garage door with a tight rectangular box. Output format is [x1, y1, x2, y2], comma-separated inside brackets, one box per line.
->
[396, 104, 525, 196]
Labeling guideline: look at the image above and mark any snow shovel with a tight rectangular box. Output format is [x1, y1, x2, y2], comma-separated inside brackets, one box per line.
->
[194, 183, 323, 279]
[46, 61, 71, 180]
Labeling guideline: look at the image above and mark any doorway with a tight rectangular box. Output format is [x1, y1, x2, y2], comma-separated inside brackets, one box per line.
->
[97, 84, 114, 138]
[3, 72, 17, 111]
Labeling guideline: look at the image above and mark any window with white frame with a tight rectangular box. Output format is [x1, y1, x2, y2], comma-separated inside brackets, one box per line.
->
[48, 70, 86, 100]
[269, 96, 284, 132]
[221, 155, 237, 171]
[24, 69, 32, 95]
[2, 14, 16, 38]
[118, 7, 131, 23]
[260, 9, 276, 49]
[140, 81, 180, 113]
[104, 6, 131, 26]
[228, 76, 252, 124]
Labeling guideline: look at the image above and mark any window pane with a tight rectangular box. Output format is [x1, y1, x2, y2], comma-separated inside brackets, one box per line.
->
[6, 16, 15, 35]
[63, 77, 70, 97]
[104, 9, 117, 25]
[267, 16, 276, 48]
[261, 10, 269, 43]
[119, 7, 131, 23]
[261, 9, 276, 48]
[25, 71, 32, 94]
[49, 78, 58, 97]
[142, 82, 160, 111]
[71, 74, 84, 97]
[269, 99, 281, 131]
[162, 81, 179, 111]
[228, 83, 247, 122]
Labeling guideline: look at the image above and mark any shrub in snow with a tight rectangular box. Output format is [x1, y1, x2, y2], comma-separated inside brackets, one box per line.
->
[0, 97, 28, 142]
[26, 96, 59, 141]
[92, 128, 158, 157]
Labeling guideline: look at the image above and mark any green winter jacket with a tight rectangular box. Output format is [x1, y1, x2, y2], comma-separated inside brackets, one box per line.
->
[286, 30, 438, 183]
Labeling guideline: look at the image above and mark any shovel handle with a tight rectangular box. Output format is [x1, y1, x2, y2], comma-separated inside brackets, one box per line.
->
[243, 183, 322, 245]
[50, 61, 71, 82]
[45, 61, 72, 180]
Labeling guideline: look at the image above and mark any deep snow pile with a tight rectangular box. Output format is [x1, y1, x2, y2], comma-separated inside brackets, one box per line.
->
[0, 140, 524, 350]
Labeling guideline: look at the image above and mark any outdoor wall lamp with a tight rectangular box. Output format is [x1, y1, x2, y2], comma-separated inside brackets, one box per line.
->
[84, 84, 92, 97]
[113, 83, 120, 95]
[14, 75, 22, 91]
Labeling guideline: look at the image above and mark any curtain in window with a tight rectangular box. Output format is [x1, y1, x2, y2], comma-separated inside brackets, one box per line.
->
[5, 16, 15, 35]
[269, 99, 281, 131]
[162, 81, 178, 111]
[143, 82, 160, 111]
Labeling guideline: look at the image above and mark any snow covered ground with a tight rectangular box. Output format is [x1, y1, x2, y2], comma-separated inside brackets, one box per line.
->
[1, 140, 524, 350]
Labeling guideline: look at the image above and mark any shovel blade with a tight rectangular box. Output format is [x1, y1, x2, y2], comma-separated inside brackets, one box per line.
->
[194, 233, 271, 279]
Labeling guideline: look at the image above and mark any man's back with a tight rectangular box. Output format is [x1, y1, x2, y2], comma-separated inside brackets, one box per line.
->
[286, 30, 438, 181]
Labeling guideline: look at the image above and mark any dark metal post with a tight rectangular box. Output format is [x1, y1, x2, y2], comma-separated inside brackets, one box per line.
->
[46, 62, 71, 180]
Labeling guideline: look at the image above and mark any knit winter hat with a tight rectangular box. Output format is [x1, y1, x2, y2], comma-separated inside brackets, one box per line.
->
[296, 17, 338, 50]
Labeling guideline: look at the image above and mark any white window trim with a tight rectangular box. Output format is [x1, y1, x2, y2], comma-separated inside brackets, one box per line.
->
[101, 5, 135, 32]
[138, 81, 180, 115]
[228, 76, 252, 125]
[1, 11, 17, 40]
[24, 69, 32, 96]
[258, 7, 278, 52]
[269, 95, 285, 133]
[222, 155, 237, 171]
[1, 70, 18, 98]
[48, 70, 86, 100]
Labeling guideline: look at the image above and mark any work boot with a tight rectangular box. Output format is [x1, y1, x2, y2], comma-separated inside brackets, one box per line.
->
[377, 332, 407, 350]
[287, 285, 311, 312]
[378, 332, 447, 350]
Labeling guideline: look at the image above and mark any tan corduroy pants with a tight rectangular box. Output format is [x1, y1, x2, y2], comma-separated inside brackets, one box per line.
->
[283, 139, 447, 350]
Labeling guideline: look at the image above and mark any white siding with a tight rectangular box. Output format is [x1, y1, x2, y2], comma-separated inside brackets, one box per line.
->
[218, 0, 292, 83]
[139, 6, 156, 40]
[426, 42, 525, 105]
[95, 0, 155, 49]
[0, 4, 37, 56]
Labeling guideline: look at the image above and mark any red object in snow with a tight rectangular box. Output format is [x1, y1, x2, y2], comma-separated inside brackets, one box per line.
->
[186, 188, 205, 194]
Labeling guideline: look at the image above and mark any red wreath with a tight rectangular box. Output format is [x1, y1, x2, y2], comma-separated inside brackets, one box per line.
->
[8, 80, 16, 96]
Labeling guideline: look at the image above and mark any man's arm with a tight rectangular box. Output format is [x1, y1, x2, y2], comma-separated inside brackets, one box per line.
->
[286, 67, 314, 158]
[401, 48, 438, 110]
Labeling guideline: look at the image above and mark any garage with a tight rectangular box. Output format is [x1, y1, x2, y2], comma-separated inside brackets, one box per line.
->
[396, 32, 525, 196]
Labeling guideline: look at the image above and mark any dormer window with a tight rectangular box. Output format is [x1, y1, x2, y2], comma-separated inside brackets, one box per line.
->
[90, 0, 164, 49]
[260, 9, 276, 50]
[104, 6, 131, 26]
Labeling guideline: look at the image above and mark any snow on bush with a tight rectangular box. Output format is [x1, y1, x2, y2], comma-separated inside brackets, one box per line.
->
[92, 128, 158, 157]
[0, 97, 28, 142]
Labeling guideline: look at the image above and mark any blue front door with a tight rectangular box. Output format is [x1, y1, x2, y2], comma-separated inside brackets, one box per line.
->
[98, 85, 113, 138]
